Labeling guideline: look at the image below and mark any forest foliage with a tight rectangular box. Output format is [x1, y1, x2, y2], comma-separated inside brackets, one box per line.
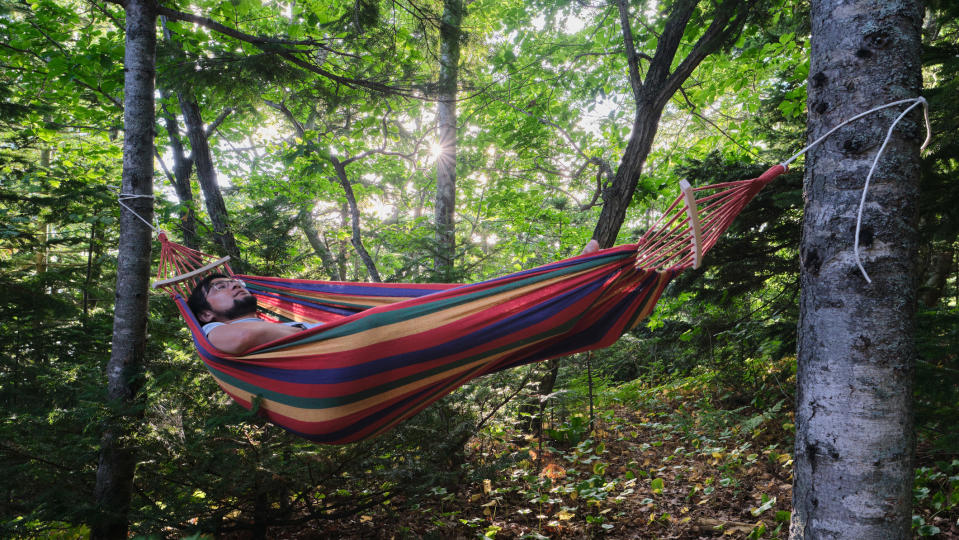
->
[1, 0, 957, 537]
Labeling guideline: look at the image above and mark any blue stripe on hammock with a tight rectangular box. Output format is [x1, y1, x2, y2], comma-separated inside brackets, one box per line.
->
[251, 289, 361, 317]
[439, 247, 631, 292]
[515, 273, 663, 362]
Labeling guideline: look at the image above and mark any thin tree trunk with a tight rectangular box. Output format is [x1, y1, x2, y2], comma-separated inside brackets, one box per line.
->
[791, 1, 923, 537]
[159, 17, 238, 259]
[338, 202, 349, 281]
[157, 92, 199, 249]
[433, 0, 462, 277]
[590, 0, 752, 248]
[179, 97, 243, 268]
[519, 358, 561, 434]
[592, 104, 664, 247]
[83, 218, 101, 319]
[93, 0, 156, 536]
[918, 247, 954, 308]
[37, 145, 50, 275]
[332, 158, 381, 282]
[298, 208, 340, 280]
[537, 0, 752, 407]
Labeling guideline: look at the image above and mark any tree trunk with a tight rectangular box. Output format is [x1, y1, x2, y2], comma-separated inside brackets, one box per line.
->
[332, 158, 381, 282]
[536, 0, 753, 409]
[159, 17, 239, 261]
[298, 209, 340, 280]
[592, 102, 664, 247]
[179, 96, 244, 269]
[433, 0, 462, 277]
[83, 218, 103, 319]
[590, 0, 752, 248]
[157, 87, 199, 250]
[93, 0, 156, 537]
[918, 247, 954, 308]
[791, 1, 923, 537]
[518, 358, 561, 434]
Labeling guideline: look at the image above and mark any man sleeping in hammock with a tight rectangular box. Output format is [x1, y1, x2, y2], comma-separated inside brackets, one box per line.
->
[186, 273, 325, 355]
[187, 240, 601, 355]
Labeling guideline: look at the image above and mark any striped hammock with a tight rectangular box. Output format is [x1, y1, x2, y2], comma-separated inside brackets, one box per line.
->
[155, 165, 785, 444]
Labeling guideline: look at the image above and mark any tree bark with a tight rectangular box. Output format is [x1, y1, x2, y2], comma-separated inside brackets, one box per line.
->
[157, 97, 200, 250]
[518, 358, 561, 434]
[535, 0, 752, 417]
[332, 158, 381, 282]
[298, 209, 340, 280]
[159, 17, 239, 260]
[791, 1, 923, 538]
[591, 0, 752, 248]
[918, 247, 954, 308]
[433, 0, 462, 277]
[179, 96, 244, 269]
[93, 0, 156, 537]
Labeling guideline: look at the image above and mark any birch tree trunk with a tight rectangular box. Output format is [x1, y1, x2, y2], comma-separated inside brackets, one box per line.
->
[791, 1, 923, 537]
[93, 0, 156, 536]
[433, 0, 462, 277]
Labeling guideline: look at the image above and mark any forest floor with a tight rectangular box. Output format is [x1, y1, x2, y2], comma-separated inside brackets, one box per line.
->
[284, 376, 959, 539]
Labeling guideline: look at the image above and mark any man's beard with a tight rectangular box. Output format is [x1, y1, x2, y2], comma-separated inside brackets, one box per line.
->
[219, 293, 258, 320]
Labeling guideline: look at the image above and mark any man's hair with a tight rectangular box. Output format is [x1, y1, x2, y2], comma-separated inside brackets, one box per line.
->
[186, 273, 230, 320]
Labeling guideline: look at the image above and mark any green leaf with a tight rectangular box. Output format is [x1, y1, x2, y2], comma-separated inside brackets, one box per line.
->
[651, 478, 664, 494]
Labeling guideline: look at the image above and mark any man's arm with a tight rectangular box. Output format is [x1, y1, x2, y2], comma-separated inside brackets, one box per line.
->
[207, 321, 304, 355]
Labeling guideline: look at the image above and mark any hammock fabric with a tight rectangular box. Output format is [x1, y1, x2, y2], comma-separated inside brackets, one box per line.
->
[155, 165, 785, 444]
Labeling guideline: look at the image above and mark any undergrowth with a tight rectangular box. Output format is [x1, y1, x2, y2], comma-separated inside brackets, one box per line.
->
[299, 354, 958, 539]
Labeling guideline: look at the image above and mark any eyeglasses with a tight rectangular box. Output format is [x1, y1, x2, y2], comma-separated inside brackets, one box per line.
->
[207, 279, 246, 293]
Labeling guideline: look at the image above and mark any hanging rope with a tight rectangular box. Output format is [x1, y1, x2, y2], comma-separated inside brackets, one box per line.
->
[780, 97, 931, 283]
[112, 186, 159, 232]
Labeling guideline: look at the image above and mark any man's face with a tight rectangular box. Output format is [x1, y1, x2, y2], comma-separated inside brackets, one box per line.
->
[200, 278, 258, 323]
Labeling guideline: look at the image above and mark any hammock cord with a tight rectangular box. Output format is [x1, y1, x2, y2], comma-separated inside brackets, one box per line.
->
[779, 96, 931, 283]
[113, 188, 159, 232]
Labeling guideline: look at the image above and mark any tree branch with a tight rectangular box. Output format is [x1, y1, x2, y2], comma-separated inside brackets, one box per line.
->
[663, 0, 754, 100]
[263, 98, 306, 137]
[677, 86, 758, 157]
[156, 5, 412, 96]
[205, 107, 234, 137]
[615, 0, 644, 101]
[643, 0, 699, 91]
[331, 157, 381, 282]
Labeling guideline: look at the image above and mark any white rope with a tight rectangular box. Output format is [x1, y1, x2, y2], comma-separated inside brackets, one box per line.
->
[853, 99, 928, 283]
[779, 97, 931, 283]
[112, 186, 158, 232]
[781, 97, 931, 168]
